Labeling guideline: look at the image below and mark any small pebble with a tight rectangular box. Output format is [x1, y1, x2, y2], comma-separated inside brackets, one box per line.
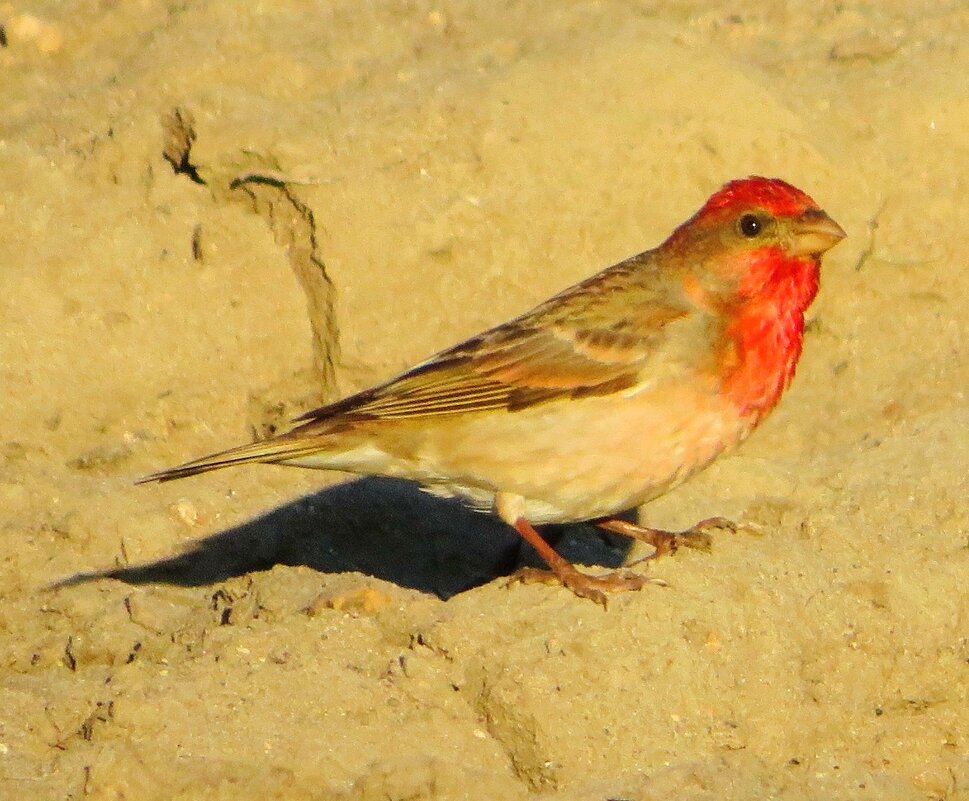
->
[172, 498, 200, 527]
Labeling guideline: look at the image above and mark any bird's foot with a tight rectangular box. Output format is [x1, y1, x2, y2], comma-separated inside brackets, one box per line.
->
[501, 511, 665, 605]
[507, 565, 664, 607]
[597, 516, 738, 560]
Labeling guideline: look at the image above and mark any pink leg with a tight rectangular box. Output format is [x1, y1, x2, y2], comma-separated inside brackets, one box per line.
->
[596, 516, 736, 558]
[508, 516, 656, 606]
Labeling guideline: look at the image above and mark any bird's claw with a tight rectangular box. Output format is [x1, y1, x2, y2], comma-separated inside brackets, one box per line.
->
[506, 565, 663, 607]
[598, 516, 747, 560]
[690, 516, 738, 535]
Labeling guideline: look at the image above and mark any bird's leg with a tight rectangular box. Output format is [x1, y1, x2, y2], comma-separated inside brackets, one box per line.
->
[493, 492, 659, 604]
[595, 516, 736, 559]
[507, 516, 655, 606]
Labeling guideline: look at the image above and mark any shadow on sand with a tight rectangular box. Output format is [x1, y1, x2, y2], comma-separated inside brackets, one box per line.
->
[55, 477, 634, 599]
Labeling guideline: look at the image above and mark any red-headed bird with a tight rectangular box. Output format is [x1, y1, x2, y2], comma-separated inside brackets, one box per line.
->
[140, 177, 845, 603]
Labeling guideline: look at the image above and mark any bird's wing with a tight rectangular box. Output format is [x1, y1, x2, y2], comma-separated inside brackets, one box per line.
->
[137, 259, 703, 483]
[296, 261, 693, 428]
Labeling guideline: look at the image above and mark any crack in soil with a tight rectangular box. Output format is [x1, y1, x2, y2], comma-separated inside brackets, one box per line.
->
[159, 106, 340, 405]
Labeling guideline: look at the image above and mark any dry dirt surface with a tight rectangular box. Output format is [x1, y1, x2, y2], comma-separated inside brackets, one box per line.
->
[2, 2, 968, 799]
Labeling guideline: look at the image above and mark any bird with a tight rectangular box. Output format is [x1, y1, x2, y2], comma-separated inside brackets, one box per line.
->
[139, 176, 845, 604]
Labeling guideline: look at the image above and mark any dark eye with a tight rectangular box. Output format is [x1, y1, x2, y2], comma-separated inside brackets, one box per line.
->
[739, 214, 762, 238]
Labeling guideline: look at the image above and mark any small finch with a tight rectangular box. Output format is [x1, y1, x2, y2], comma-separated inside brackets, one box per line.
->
[140, 176, 845, 603]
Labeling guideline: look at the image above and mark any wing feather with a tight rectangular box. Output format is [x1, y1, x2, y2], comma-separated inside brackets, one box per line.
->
[295, 255, 693, 429]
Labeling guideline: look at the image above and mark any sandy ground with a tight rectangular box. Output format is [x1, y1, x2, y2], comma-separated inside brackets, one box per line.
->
[2, 1, 968, 799]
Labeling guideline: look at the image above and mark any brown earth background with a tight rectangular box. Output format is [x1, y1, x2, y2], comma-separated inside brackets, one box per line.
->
[2, 1, 968, 799]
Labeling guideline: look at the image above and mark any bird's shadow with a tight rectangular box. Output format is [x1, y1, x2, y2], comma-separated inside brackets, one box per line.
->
[56, 477, 634, 599]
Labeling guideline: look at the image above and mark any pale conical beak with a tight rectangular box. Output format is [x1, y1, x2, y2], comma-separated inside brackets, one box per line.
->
[789, 208, 847, 257]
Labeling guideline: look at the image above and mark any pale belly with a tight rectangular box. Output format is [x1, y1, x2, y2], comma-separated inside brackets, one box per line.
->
[288, 383, 753, 525]
[438, 388, 749, 522]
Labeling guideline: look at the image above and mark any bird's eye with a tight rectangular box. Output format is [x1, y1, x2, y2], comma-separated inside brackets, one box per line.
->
[739, 214, 762, 238]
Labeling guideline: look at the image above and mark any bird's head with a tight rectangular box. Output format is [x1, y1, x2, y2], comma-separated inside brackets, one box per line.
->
[665, 176, 846, 304]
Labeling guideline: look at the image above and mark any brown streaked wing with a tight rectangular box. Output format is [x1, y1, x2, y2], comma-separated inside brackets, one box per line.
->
[295, 259, 690, 426]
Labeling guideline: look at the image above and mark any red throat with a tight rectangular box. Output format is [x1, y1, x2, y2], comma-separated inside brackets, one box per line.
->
[721, 249, 820, 418]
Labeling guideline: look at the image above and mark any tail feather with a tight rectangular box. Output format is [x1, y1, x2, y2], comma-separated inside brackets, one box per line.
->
[136, 436, 326, 484]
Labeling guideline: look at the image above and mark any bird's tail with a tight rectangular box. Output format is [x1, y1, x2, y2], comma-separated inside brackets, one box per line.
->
[135, 434, 331, 484]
